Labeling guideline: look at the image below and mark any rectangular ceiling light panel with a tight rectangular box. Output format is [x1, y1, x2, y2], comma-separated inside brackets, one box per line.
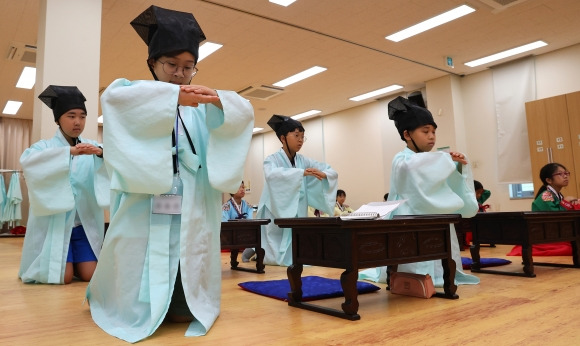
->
[350, 85, 403, 102]
[273, 66, 327, 88]
[3, 101, 23, 115]
[465, 40, 547, 67]
[386, 5, 475, 42]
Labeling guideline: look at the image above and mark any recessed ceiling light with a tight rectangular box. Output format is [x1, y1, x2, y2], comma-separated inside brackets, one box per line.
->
[198, 42, 223, 62]
[386, 5, 475, 42]
[273, 66, 327, 88]
[349, 85, 403, 102]
[292, 110, 321, 120]
[465, 40, 548, 67]
[3, 101, 23, 115]
[16, 66, 36, 89]
[252, 127, 264, 133]
[269, 0, 297, 6]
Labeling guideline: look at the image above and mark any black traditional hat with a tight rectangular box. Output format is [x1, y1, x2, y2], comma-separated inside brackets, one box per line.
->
[38, 85, 87, 122]
[267, 115, 305, 138]
[388, 96, 437, 141]
[131, 5, 206, 63]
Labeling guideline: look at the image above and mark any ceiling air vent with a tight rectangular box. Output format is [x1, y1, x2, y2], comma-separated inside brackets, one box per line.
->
[6, 42, 37, 64]
[478, 0, 528, 11]
[238, 85, 284, 100]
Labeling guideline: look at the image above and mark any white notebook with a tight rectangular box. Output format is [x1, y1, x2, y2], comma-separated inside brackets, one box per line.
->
[340, 200, 406, 220]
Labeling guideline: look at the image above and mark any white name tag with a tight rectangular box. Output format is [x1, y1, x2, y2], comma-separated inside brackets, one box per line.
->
[152, 194, 182, 215]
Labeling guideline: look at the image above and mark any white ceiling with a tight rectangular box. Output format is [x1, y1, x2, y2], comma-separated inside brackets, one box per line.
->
[1, 0, 580, 131]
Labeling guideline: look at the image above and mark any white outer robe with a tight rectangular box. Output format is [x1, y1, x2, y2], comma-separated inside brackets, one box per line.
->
[358, 148, 480, 286]
[86, 79, 254, 343]
[19, 130, 109, 284]
[257, 149, 338, 266]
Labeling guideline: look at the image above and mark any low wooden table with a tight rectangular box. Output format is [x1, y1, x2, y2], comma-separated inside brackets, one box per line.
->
[220, 219, 270, 274]
[274, 215, 461, 320]
[469, 211, 580, 277]
[454, 217, 495, 250]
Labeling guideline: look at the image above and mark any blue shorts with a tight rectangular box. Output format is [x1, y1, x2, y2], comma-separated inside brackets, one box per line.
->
[66, 225, 97, 263]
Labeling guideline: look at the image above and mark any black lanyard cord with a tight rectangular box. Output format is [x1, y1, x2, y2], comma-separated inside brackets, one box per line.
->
[172, 128, 178, 174]
[177, 108, 197, 155]
[172, 107, 200, 174]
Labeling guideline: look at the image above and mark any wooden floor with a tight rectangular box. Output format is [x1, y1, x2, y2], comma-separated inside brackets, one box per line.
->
[2, 237, 579, 345]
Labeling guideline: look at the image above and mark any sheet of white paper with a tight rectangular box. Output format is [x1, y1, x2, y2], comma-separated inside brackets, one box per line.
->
[340, 200, 406, 220]
[352, 200, 405, 217]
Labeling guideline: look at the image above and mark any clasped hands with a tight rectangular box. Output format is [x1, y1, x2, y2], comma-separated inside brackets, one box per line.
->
[70, 143, 102, 156]
[179, 85, 221, 108]
[304, 168, 326, 180]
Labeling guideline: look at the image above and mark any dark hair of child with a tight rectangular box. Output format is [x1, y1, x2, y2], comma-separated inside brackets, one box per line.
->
[535, 163, 567, 199]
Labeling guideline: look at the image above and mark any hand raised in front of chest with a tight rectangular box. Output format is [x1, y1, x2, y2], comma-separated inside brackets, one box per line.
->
[70, 143, 102, 156]
[304, 168, 326, 180]
[449, 151, 467, 165]
[179, 85, 220, 108]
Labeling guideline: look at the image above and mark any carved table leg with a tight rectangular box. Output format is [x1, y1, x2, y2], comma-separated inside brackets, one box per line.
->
[340, 269, 359, 316]
[469, 243, 481, 271]
[571, 240, 580, 267]
[287, 264, 304, 303]
[440, 257, 458, 299]
[521, 244, 535, 277]
[230, 249, 239, 269]
[255, 247, 265, 273]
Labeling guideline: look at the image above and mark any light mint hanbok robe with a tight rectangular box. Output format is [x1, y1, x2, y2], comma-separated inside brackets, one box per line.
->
[19, 130, 109, 284]
[358, 148, 480, 287]
[2, 172, 22, 224]
[86, 79, 254, 343]
[257, 149, 338, 266]
[222, 198, 254, 221]
[0, 174, 6, 225]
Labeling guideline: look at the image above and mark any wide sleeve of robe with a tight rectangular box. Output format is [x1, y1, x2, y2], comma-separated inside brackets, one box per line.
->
[101, 79, 178, 195]
[205, 90, 254, 193]
[20, 140, 74, 216]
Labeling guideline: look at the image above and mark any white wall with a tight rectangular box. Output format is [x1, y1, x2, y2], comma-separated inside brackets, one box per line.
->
[243, 43, 580, 213]
[323, 101, 388, 209]
[535, 44, 580, 99]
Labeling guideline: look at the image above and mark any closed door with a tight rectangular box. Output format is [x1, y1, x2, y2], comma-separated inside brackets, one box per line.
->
[525, 99, 550, 192]
[525, 95, 577, 197]
[566, 91, 580, 196]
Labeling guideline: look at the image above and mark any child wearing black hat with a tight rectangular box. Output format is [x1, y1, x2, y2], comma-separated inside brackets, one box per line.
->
[86, 5, 254, 343]
[19, 85, 109, 285]
[359, 96, 480, 287]
[252, 115, 338, 266]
